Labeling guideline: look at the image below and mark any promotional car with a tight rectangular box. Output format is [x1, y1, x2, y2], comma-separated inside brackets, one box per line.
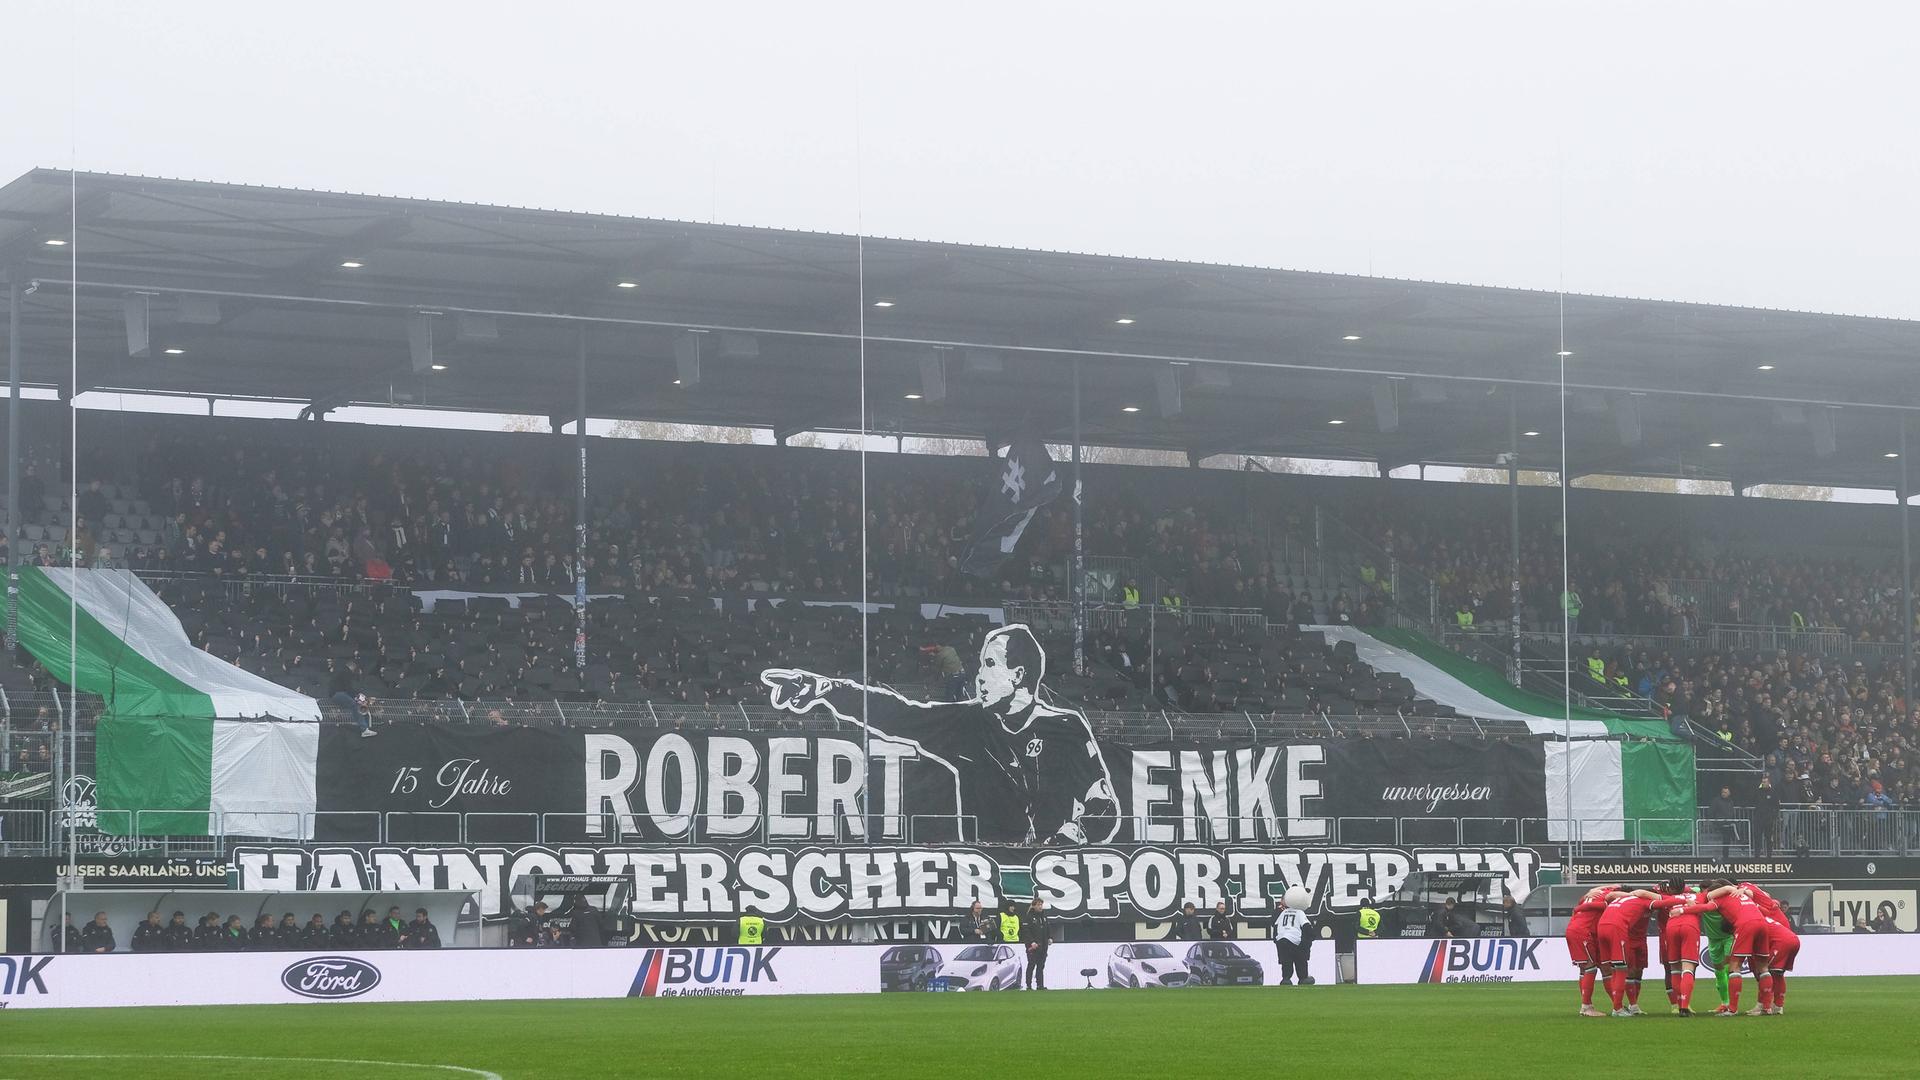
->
[878, 945, 943, 992]
[1107, 942, 1191, 988]
[933, 944, 1023, 991]
[1184, 941, 1265, 986]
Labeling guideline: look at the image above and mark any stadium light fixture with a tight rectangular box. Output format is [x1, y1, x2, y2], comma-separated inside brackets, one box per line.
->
[1114, 317, 1136, 325]
[1556, 350, 1573, 357]
[43, 238, 68, 247]
[429, 362, 448, 371]
[162, 347, 185, 356]
[1121, 405, 1141, 413]
[903, 393, 923, 400]
[1342, 334, 1362, 341]
[1523, 430, 1541, 437]
[1757, 364, 1775, 371]
[1707, 441, 1724, 448]
[1886, 452, 1901, 459]
[339, 260, 364, 269]
[1326, 419, 1346, 425]
[872, 299, 896, 308]
[615, 281, 640, 289]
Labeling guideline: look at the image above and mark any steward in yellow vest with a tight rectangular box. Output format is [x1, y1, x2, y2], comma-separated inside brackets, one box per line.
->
[999, 911, 1022, 942]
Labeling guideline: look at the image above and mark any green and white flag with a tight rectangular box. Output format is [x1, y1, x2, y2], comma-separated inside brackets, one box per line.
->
[13, 566, 319, 721]
[1311, 625, 1670, 739]
[1312, 626, 1694, 841]
[1545, 739, 1696, 844]
[10, 566, 318, 838]
[95, 714, 317, 838]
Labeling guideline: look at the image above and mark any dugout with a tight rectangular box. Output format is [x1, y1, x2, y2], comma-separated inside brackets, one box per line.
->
[38, 888, 480, 952]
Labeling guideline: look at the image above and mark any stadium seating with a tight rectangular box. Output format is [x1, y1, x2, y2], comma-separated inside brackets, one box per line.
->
[134, 577, 1447, 729]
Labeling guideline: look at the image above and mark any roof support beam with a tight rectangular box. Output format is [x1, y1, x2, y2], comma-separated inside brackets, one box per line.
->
[269, 214, 414, 290]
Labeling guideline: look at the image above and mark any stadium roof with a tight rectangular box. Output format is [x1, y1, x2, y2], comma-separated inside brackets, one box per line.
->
[3, 167, 1919, 491]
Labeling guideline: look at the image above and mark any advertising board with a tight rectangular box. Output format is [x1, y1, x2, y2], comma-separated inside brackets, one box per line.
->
[0, 938, 1333, 1008]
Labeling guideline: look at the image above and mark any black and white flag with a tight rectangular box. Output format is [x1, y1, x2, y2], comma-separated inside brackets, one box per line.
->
[959, 439, 1061, 577]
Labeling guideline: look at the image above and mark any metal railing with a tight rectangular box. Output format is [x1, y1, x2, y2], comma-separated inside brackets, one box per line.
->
[0, 679, 1549, 743]
[333, 697, 1521, 742]
[137, 570, 369, 601]
[17, 809, 1911, 857]
[1078, 555, 1151, 605]
[1001, 599, 1270, 637]
[1655, 577, 1732, 623]
[1707, 623, 1854, 657]
[1780, 807, 1918, 857]
[1444, 629, 1584, 699]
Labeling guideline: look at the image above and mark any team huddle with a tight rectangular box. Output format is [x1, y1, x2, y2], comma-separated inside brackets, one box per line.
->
[1565, 877, 1801, 1018]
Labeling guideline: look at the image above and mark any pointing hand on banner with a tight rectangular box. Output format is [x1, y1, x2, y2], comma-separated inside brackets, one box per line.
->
[762, 669, 832, 712]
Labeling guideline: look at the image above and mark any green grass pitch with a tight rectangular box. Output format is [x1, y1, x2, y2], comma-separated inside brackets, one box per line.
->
[2, 977, 1913, 1079]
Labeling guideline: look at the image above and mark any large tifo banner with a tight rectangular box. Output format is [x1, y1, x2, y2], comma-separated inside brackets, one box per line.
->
[96, 623, 1693, 843]
[0, 939, 1332, 1009]
[1355, 934, 1920, 985]
[312, 727, 1553, 845]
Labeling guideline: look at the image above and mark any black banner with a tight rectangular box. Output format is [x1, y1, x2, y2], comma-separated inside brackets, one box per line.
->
[307, 623, 1554, 847]
[315, 725, 1547, 848]
[1322, 739, 1547, 822]
[230, 842, 1543, 924]
[1566, 856, 1920, 882]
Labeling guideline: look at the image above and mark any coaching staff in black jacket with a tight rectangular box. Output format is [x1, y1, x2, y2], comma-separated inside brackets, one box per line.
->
[1020, 898, 1052, 990]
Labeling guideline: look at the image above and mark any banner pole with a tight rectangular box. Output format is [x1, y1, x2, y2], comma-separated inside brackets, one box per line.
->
[5, 277, 19, 659]
[857, 230, 871, 844]
[66, 172, 79, 875]
[1902, 418, 1912, 712]
[1509, 389, 1521, 688]
[1148, 601, 1156, 703]
[1072, 357, 1085, 677]
[574, 329, 587, 673]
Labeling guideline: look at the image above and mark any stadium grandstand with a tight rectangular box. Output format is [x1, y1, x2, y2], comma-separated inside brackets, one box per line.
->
[0, 169, 1915, 870]
[11, 3, 1920, 1070]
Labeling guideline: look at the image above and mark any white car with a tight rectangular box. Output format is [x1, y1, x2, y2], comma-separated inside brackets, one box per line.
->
[935, 944, 1024, 991]
[1107, 942, 1191, 988]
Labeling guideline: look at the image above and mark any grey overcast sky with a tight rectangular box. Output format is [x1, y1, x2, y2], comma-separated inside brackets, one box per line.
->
[7, 0, 1918, 318]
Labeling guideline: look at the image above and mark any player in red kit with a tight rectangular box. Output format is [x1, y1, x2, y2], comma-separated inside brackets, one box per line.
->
[1651, 877, 1706, 1016]
[1741, 881, 1800, 1015]
[1564, 885, 1619, 1017]
[1595, 888, 1660, 1017]
[1650, 879, 1676, 1011]
[1703, 880, 1773, 1016]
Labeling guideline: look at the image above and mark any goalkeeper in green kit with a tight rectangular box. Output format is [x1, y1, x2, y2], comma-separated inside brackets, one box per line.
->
[1700, 906, 1735, 1014]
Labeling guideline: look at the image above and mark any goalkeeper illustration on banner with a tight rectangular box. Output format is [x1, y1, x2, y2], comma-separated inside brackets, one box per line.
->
[761, 623, 1120, 846]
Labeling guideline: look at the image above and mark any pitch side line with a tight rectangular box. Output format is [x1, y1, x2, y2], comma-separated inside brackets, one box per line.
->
[0, 1054, 503, 1080]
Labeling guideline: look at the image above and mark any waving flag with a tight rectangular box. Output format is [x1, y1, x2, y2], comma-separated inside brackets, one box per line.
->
[10, 566, 320, 838]
[959, 439, 1062, 577]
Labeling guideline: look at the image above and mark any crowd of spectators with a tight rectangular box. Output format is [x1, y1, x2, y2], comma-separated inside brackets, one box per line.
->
[6, 412, 1920, 830]
[1354, 499, 1918, 645]
[3, 421, 1352, 627]
[1557, 642, 1915, 843]
[10, 414, 1917, 647]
